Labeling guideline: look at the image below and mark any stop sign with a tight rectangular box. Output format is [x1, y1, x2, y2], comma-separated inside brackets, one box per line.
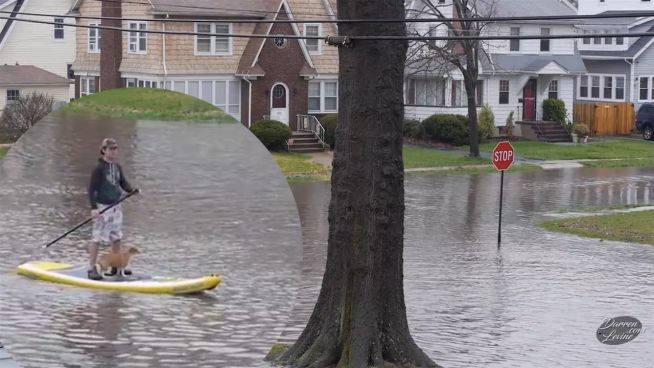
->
[492, 141, 514, 171]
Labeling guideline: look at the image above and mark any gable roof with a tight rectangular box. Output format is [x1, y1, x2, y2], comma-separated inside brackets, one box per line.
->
[0, 0, 17, 8]
[236, 0, 317, 78]
[0, 0, 24, 51]
[581, 25, 654, 59]
[482, 54, 587, 74]
[476, 0, 577, 23]
[0, 65, 72, 86]
[148, 0, 270, 17]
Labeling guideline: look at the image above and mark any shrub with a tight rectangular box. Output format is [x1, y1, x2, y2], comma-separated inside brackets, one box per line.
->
[419, 114, 469, 146]
[0, 92, 53, 142]
[403, 119, 420, 138]
[572, 123, 590, 136]
[478, 104, 496, 141]
[319, 113, 338, 149]
[542, 98, 567, 125]
[250, 119, 292, 151]
[505, 111, 515, 140]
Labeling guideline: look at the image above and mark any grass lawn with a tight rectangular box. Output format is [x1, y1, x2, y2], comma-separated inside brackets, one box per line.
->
[403, 146, 487, 168]
[581, 158, 654, 168]
[478, 139, 653, 161]
[272, 152, 330, 176]
[0, 147, 8, 159]
[540, 210, 654, 245]
[60, 88, 235, 122]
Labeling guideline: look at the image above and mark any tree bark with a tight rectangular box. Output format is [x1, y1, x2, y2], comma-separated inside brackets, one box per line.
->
[277, 0, 439, 367]
[464, 43, 480, 158]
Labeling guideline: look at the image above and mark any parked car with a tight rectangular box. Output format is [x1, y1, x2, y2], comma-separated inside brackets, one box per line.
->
[636, 103, 654, 140]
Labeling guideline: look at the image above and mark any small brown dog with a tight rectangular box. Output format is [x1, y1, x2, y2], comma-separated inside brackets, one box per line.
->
[97, 246, 140, 276]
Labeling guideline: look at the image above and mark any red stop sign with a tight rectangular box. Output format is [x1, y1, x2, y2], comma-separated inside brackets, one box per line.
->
[492, 141, 515, 171]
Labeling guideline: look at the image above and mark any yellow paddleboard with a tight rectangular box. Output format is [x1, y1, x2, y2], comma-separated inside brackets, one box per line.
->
[17, 261, 221, 295]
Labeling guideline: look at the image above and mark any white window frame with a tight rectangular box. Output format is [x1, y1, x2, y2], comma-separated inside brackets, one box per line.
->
[540, 28, 551, 53]
[304, 23, 322, 55]
[88, 23, 100, 53]
[160, 78, 240, 119]
[128, 22, 147, 54]
[509, 27, 520, 52]
[577, 74, 626, 102]
[548, 80, 558, 100]
[6, 89, 19, 103]
[499, 80, 510, 104]
[53, 17, 65, 41]
[80, 77, 96, 96]
[638, 76, 654, 102]
[308, 80, 338, 113]
[194, 23, 232, 56]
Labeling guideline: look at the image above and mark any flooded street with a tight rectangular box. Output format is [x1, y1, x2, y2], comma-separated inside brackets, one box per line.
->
[0, 113, 303, 368]
[1, 112, 653, 367]
[285, 169, 654, 367]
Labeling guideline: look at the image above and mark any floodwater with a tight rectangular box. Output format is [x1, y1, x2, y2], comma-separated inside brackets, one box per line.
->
[0, 113, 303, 368]
[285, 168, 654, 368]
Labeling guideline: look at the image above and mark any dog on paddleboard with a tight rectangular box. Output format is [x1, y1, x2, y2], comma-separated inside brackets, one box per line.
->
[97, 246, 140, 277]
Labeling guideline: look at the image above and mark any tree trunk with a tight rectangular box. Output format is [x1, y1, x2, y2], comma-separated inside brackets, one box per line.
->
[464, 47, 480, 157]
[277, 0, 439, 367]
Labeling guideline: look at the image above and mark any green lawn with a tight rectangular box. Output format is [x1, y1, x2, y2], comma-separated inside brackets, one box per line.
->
[403, 146, 487, 168]
[272, 152, 330, 176]
[0, 147, 7, 159]
[581, 158, 654, 168]
[478, 139, 653, 160]
[540, 210, 654, 245]
[60, 88, 235, 122]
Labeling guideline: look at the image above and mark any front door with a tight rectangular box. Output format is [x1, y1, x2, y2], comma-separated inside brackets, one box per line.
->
[270, 84, 289, 124]
[522, 79, 537, 121]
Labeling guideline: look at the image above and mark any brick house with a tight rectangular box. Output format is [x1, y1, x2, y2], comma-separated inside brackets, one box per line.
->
[68, 0, 339, 129]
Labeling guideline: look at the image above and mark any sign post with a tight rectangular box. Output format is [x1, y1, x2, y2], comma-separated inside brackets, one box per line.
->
[492, 141, 515, 248]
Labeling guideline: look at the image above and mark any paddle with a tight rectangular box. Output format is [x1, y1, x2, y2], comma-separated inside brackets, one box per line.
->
[44, 189, 139, 248]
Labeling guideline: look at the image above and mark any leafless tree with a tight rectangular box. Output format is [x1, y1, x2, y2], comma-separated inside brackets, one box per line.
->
[0, 92, 54, 142]
[405, 0, 497, 157]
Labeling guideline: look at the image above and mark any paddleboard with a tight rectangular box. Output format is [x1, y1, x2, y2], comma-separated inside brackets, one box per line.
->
[16, 261, 221, 295]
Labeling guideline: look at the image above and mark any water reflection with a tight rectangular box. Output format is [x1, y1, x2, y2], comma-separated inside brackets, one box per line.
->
[0, 112, 303, 368]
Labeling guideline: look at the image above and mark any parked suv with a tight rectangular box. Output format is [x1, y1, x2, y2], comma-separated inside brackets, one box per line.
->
[636, 103, 654, 140]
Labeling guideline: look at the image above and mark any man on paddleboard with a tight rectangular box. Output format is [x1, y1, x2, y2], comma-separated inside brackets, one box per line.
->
[87, 138, 139, 280]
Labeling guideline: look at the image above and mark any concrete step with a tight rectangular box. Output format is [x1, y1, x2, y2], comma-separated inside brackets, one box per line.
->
[289, 147, 325, 153]
[290, 137, 320, 143]
[291, 132, 316, 138]
[291, 142, 324, 148]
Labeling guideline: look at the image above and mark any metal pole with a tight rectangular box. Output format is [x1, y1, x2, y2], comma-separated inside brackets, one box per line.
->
[498, 170, 504, 248]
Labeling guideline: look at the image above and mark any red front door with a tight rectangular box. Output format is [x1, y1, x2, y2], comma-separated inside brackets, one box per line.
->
[523, 79, 537, 121]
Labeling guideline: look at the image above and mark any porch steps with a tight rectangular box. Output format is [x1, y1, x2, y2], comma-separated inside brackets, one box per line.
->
[289, 131, 325, 153]
[535, 122, 572, 143]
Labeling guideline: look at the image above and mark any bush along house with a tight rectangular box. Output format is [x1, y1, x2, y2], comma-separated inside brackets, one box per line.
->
[404, 0, 587, 140]
[68, 0, 339, 150]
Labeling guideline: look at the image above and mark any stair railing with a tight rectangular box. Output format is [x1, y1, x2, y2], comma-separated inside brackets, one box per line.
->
[296, 114, 326, 147]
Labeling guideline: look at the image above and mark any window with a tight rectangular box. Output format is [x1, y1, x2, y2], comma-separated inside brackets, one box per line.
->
[67, 64, 74, 80]
[510, 27, 520, 52]
[54, 18, 64, 40]
[605, 33, 613, 45]
[411, 78, 446, 106]
[640, 77, 649, 100]
[88, 23, 100, 52]
[591, 76, 600, 98]
[583, 30, 590, 45]
[6, 89, 19, 102]
[593, 31, 601, 45]
[128, 22, 147, 53]
[616, 77, 625, 100]
[304, 24, 321, 54]
[499, 80, 509, 104]
[548, 80, 558, 99]
[126, 79, 136, 87]
[195, 23, 231, 55]
[540, 28, 550, 52]
[80, 77, 96, 96]
[579, 74, 626, 101]
[603, 77, 613, 99]
[616, 36, 624, 45]
[451, 80, 466, 107]
[308, 80, 338, 112]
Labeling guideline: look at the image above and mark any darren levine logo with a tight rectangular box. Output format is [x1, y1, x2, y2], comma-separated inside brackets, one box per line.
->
[596, 316, 643, 345]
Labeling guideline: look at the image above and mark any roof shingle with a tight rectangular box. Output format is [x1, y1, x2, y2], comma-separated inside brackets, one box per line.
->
[0, 65, 72, 86]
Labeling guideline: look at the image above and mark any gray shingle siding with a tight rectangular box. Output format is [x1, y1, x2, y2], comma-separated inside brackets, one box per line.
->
[635, 40, 654, 77]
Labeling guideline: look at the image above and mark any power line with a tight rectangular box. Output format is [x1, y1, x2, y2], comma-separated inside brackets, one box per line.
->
[1, 14, 653, 41]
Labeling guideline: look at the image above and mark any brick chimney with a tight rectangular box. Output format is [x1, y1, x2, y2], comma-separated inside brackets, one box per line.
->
[100, 0, 122, 90]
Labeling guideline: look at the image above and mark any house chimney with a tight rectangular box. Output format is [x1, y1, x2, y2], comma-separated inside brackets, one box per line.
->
[100, 0, 122, 90]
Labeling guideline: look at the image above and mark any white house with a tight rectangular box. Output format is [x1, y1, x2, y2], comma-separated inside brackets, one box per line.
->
[0, 0, 76, 100]
[404, 0, 586, 127]
[0, 65, 72, 112]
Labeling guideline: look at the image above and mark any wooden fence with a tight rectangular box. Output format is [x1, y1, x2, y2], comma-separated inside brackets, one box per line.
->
[573, 102, 635, 136]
